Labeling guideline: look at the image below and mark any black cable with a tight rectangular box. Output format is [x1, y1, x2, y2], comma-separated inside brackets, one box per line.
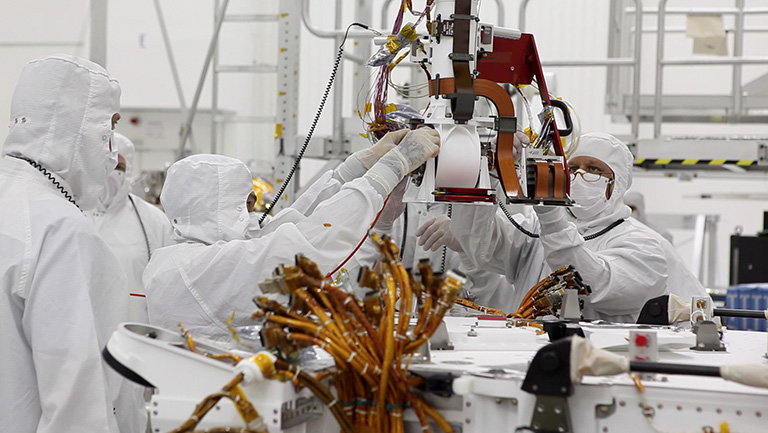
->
[127, 194, 152, 261]
[399, 205, 408, 260]
[498, 197, 626, 241]
[259, 22, 374, 225]
[498, 198, 539, 238]
[9, 155, 80, 210]
[583, 219, 625, 240]
[440, 204, 452, 273]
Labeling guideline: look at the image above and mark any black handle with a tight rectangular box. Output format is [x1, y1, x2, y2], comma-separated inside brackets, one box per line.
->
[550, 99, 573, 138]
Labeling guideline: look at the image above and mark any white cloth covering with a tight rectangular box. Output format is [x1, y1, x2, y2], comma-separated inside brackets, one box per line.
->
[2, 54, 121, 211]
[86, 133, 173, 296]
[144, 154, 392, 343]
[0, 55, 137, 433]
[451, 133, 705, 322]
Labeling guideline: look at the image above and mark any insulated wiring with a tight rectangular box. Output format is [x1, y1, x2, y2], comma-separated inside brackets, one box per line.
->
[260, 23, 378, 225]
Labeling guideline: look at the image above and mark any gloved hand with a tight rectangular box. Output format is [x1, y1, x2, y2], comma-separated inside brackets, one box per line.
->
[513, 130, 529, 161]
[356, 129, 409, 170]
[415, 214, 463, 252]
[374, 178, 408, 232]
[533, 205, 567, 234]
[395, 128, 440, 173]
[365, 128, 440, 193]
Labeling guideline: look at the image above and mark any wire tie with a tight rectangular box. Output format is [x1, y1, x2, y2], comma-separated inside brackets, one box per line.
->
[361, 363, 369, 375]
[347, 352, 357, 363]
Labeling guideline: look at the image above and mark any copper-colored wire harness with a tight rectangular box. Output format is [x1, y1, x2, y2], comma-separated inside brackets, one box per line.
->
[256, 234, 462, 433]
[509, 266, 591, 319]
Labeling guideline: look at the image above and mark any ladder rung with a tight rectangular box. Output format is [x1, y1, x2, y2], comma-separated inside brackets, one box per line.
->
[223, 14, 280, 22]
[214, 115, 276, 124]
[216, 64, 278, 73]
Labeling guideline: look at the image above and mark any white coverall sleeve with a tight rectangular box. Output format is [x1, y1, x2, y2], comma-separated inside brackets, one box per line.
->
[538, 214, 668, 317]
[23, 216, 120, 433]
[277, 170, 343, 219]
[450, 203, 541, 279]
[244, 176, 385, 276]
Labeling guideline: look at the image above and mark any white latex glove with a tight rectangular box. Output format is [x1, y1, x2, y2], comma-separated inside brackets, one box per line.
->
[365, 128, 441, 193]
[415, 214, 463, 252]
[374, 178, 408, 231]
[397, 128, 440, 172]
[513, 130, 529, 161]
[356, 129, 409, 169]
[533, 205, 568, 234]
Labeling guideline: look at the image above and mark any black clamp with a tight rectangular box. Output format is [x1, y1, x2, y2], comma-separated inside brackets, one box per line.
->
[521, 337, 576, 433]
[448, 52, 474, 62]
[450, 13, 479, 22]
[493, 116, 517, 134]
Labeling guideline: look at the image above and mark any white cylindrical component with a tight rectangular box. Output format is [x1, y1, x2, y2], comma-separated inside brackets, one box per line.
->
[452, 375, 474, 395]
[435, 124, 481, 188]
[493, 26, 522, 40]
[235, 351, 277, 384]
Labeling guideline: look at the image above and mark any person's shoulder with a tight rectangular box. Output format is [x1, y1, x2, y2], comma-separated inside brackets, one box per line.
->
[130, 193, 170, 217]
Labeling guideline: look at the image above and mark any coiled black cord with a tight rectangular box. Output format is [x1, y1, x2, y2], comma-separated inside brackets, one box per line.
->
[498, 197, 626, 241]
[498, 198, 538, 238]
[440, 204, 452, 273]
[399, 205, 408, 260]
[259, 22, 375, 225]
[9, 155, 80, 210]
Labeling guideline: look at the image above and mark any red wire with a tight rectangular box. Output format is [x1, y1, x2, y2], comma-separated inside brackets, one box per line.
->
[325, 194, 391, 279]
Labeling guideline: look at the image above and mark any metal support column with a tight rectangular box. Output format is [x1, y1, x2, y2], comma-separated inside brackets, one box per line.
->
[272, 0, 302, 213]
[90, 0, 108, 67]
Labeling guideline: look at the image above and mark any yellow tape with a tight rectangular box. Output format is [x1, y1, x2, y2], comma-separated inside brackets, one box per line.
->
[655, 158, 672, 165]
[635, 158, 646, 164]
[709, 159, 726, 165]
[737, 160, 754, 166]
[231, 386, 259, 423]
[681, 159, 698, 165]
[359, 132, 369, 138]
[247, 352, 276, 378]
[364, 102, 372, 114]
[385, 103, 398, 114]
[274, 123, 283, 139]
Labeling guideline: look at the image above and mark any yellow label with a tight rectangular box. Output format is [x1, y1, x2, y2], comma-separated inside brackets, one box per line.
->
[274, 123, 283, 139]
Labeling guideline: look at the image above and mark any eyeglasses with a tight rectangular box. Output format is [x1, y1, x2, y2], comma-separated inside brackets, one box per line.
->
[570, 169, 614, 183]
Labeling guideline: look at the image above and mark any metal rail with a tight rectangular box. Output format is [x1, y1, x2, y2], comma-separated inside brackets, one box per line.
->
[653, 0, 768, 137]
[519, 0, 643, 139]
[177, 0, 230, 159]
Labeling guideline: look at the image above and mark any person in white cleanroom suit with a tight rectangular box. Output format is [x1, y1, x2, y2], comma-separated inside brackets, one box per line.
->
[624, 191, 674, 243]
[0, 55, 142, 433]
[86, 133, 172, 317]
[417, 132, 707, 322]
[144, 128, 439, 343]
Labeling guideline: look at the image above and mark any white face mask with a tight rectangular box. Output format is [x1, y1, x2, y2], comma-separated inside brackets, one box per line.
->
[106, 132, 118, 173]
[570, 173, 611, 220]
[99, 170, 125, 208]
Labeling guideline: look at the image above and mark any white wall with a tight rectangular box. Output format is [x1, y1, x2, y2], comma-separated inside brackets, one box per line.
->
[1, 0, 768, 286]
